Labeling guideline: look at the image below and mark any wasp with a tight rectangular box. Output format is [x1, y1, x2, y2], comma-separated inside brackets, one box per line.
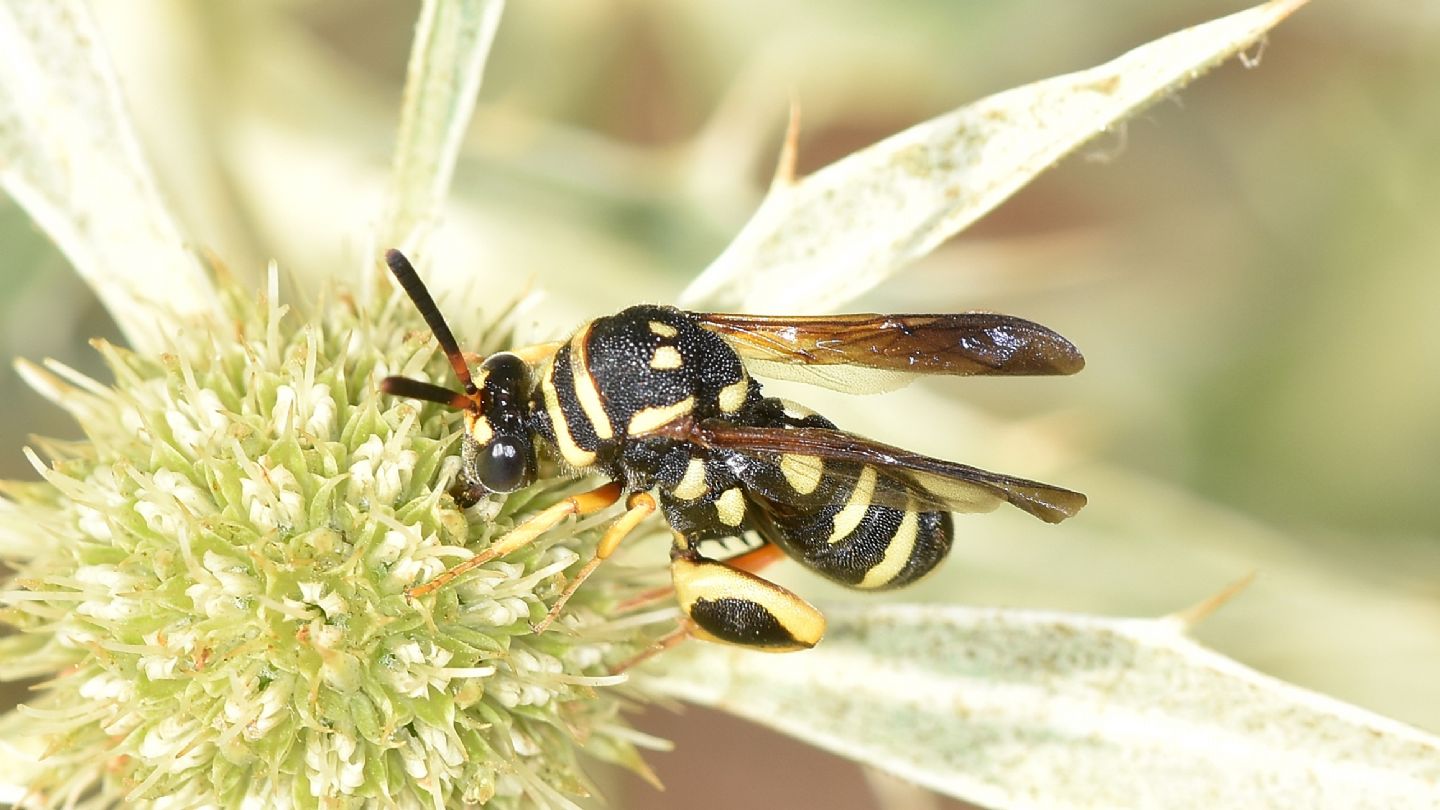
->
[380, 249, 1086, 655]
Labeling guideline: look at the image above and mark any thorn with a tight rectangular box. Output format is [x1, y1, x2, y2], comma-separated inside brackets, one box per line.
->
[770, 95, 802, 189]
[631, 754, 666, 792]
[1167, 571, 1256, 631]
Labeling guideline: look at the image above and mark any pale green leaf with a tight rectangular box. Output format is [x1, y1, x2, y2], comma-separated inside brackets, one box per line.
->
[681, 0, 1311, 312]
[378, 0, 505, 259]
[642, 604, 1440, 809]
[0, 0, 221, 353]
[740, 380, 1440, 729]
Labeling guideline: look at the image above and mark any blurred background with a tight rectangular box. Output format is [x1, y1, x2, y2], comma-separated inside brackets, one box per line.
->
[1, 1, 1437, 807]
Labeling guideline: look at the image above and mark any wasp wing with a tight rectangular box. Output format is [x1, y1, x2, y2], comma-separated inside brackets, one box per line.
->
[691, 312, 1083, 393]
[688, 420, 1086, 524]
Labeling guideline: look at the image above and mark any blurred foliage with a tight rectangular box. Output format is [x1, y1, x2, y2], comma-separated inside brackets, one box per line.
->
[1, 0, 1436, 806]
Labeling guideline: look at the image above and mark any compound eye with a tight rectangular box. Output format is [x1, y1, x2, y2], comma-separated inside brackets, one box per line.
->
[477, 437, 530, 493]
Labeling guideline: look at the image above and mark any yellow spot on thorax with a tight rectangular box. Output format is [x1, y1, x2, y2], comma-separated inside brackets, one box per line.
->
[718, 376, 749, 413]
[714, 488, 746, 526]
[672, 457, 708, 500]
[626, 396, 694, 435]
[648, 321, 678, 337]
[650, 346, 683, 370]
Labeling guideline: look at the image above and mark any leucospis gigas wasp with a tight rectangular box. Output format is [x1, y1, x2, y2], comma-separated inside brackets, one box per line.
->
[380, 249, 1086, 658]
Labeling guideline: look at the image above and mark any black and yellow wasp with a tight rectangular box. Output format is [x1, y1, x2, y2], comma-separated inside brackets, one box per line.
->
[380, 249, 1086, 655]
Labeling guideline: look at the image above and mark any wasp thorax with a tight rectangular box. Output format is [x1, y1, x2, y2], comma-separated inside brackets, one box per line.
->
[462, 352, 536, 495]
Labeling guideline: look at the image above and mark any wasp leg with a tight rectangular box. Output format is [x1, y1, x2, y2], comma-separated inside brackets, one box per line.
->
[610, 543, 819, 672]
[613, 540, 785, 613]
[726, 542, 786, 575]
[611, 618, 698, 674]
[533, 492, 657, 635]
[615, 585, 675, 613]
[669, 546, 825, 652]
[449, 480, 487, 509]
[406, 481, 624, 599]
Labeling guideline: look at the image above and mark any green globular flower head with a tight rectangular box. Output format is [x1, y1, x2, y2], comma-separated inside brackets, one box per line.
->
[0, 271, 672, 808]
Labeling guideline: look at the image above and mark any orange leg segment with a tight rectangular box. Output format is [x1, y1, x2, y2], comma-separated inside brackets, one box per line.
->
[533, 492, 657, 635]
[726, 542, 786, 575]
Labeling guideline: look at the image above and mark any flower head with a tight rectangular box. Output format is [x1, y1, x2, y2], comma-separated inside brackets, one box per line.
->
[0, 273, 671, 807]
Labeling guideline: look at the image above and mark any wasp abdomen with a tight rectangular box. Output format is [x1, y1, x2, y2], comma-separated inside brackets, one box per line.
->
[738, 398, 955, 590]
[749, 461, 954, 590]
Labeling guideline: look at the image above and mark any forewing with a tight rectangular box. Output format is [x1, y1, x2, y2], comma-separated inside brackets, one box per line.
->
[693, 312, 1083, 393]
[691, 421, 1086, 524]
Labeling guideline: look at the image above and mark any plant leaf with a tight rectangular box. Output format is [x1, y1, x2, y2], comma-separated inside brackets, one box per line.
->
[641, 604, 1440, 809]
[378, 0, 505, 259]
[680, 0, 1311, 312]
[0, 0, 222, 353]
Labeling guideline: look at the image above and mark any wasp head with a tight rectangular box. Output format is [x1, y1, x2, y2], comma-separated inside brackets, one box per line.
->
[459, 352, 535, 494]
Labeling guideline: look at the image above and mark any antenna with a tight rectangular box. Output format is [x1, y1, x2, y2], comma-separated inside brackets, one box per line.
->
[379, 376, 472, 410]
[384, 249, 479, 397]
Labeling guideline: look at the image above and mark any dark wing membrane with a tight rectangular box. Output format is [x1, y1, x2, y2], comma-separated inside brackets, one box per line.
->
[691, 421, 1086, 524]
[692, 312, 1085, 381]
